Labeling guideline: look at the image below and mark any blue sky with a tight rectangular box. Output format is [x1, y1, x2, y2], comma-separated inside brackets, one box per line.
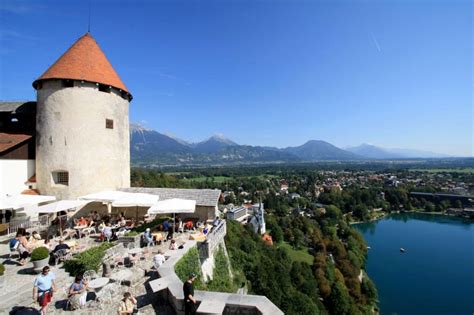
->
[0, 0, 472, 156]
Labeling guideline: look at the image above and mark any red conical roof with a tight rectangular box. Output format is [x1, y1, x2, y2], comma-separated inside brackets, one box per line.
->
[33, 33, 131, 97]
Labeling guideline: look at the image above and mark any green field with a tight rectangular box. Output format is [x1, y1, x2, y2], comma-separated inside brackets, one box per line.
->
[181, 176, 233, 183]
[409, 168, 474, 174]
[278, 242, 314, 265]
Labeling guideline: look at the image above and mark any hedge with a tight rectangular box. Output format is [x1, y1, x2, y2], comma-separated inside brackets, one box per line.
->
[207, 245, 236, 293]
[64, 242, 115, 276]
[31, 247, 49, 261]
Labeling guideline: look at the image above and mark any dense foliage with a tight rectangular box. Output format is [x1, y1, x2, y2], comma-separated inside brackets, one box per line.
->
[206, 245, 237, 293]
[30, 247, 49, 261]
[64, 242, 115, 276]
[174, 247, 205, 289]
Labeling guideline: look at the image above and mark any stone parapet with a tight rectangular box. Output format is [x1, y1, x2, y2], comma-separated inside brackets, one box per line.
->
[149, 237, 283, 315]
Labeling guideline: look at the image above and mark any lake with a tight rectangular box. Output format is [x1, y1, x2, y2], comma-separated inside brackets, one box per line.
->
[355, 213, 474, 315]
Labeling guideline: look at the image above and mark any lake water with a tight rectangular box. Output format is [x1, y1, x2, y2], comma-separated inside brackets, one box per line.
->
[355, 213, 474, 315]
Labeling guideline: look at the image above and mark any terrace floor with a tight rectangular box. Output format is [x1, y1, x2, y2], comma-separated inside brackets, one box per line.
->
[0, 232, 194, 315]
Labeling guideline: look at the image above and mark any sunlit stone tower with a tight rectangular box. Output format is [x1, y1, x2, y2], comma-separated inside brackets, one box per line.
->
[33, 33, 132, 199]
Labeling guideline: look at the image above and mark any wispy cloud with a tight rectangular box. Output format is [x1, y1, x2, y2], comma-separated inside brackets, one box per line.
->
[0, 1, 43, 14]
[123, 66, 190, 85]
[370, 32, 382, 52]
[0, 30, 40, 41]
[155, 91, 174, 97]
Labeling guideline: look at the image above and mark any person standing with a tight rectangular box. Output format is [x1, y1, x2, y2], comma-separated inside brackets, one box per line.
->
[183, 273, 197, 315]
[5, 210, 12, 223]
[33, 266, 56, 315]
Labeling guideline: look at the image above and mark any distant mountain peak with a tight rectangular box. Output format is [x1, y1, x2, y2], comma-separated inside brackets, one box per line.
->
[204, 133, 237, 145]
[130, 122, 153, 133]
[163, 132, 191, 146]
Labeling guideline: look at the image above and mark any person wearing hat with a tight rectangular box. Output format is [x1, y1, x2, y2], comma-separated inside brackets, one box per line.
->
[183, 273, 197, 315]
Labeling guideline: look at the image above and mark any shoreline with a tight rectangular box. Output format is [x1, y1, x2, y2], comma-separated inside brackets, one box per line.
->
[351, 210, 473, 225]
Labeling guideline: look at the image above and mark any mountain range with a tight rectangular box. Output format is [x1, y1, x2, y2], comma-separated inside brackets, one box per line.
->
[130, 124, 449, 166]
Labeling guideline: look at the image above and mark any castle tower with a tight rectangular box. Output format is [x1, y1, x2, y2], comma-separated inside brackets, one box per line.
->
[33, 33, 132, 199]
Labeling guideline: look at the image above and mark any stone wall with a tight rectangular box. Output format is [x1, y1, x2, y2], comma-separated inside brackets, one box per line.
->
[36, 80, 130, 199]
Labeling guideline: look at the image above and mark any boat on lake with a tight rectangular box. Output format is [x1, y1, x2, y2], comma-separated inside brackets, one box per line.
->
[400, 248, 406, 253]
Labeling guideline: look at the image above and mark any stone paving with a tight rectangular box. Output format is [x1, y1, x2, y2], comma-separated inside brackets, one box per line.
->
[0, 234, 192, 315]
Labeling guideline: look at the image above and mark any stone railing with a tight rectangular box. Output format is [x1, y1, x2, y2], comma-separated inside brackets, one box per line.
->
[149, 238, 283, 315]
[199, 220, 227, 259]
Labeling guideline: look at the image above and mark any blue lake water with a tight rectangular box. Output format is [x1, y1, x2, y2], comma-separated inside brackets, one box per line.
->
[355, 213, 474, 315]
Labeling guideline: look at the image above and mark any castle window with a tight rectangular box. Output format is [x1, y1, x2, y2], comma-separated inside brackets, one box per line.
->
[52, 171, 69, 186]
[62, 80, 74, 88]
[106, 119, 114, 129]
[99, 84, 110, 93]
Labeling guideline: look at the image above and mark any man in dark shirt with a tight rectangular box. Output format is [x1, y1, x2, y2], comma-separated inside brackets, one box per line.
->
[52, 240, 70, 253]
[183, 273, 197, 315]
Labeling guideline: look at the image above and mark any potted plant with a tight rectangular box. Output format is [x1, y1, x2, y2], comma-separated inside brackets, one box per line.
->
[117, 231, 141, 248]
[0, 264, 5, 288]
[31, 247, 50, 271]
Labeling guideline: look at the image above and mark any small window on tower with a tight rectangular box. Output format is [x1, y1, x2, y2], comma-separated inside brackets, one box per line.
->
[99, 84, 110, 93]
[106, 119, 114, 129]
[62, 80, 74, 88]
[52, 171, 69, 186]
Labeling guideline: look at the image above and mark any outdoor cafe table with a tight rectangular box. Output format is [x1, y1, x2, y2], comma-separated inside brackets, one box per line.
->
[152, 232, 164, 242]
[128, 248, 142, 255]
[64, 240, 77, 250]
[88, 277, 110, 291]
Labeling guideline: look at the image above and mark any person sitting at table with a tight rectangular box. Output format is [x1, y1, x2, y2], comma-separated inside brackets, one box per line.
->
[119, 216, 127, 227]
[126, 218, 136, 229]
[144, 228, 153, 247]
[185, 220, 194, 231]
[102, 223, 113, 242]
[169, 239, 177, 250]
[153, 250, 166, 270]
[77, 217, 88, 226]
[68, 274, 88, 310]
[42, 238, 53, 252]
[32, 231, 42, 241]
[52, 239, 70, 254]
[118, 292, 137, 315]
[16, 232, 31, 266]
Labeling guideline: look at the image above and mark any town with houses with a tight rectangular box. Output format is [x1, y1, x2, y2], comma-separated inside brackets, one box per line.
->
[0, 5, 472, 315]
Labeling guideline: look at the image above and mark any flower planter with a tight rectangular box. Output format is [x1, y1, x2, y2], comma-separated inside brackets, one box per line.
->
[32, 257, 49, 272]
[117, 234, 141, 248]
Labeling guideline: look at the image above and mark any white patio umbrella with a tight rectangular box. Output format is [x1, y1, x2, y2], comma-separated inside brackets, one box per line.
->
[37, 200, 91, 213]
[0, 194, 56, 209]
[147, 198, 196, 228]
[112, 192, 159, 221]
[79, 190, 130, 203]
[37, 200, 91, 235]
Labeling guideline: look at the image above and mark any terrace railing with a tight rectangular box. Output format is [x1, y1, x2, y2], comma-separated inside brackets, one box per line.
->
[199, 220, 226, 259]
